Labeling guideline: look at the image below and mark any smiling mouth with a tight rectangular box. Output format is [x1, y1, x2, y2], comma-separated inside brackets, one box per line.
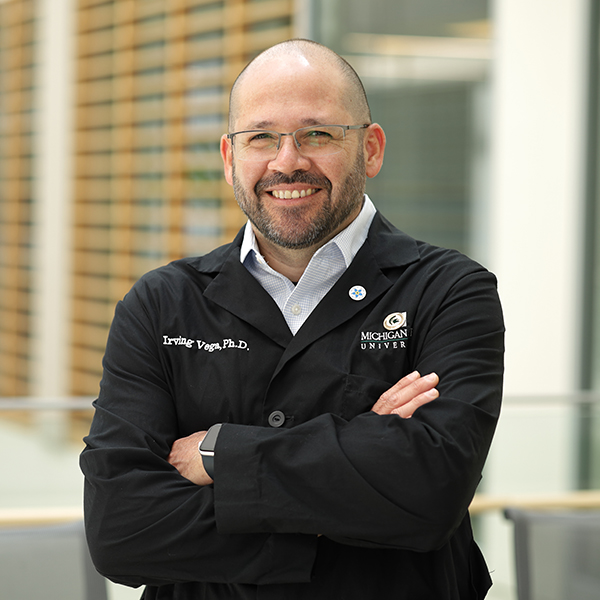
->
[269, 188, 319, 199]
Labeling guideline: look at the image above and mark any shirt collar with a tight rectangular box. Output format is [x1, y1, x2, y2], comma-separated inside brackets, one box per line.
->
[240, 194, 376, 268]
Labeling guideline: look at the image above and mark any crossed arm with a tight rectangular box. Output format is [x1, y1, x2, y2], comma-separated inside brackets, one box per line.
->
[167, 370, 439, 486]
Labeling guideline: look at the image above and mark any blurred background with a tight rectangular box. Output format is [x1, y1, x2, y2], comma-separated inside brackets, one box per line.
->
[0, 0, 599, 598]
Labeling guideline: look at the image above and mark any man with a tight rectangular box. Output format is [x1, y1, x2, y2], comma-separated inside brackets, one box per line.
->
[81, 39, 504, 599]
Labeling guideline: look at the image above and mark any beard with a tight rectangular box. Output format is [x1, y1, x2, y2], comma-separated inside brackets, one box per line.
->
[232, 149, 367, 250]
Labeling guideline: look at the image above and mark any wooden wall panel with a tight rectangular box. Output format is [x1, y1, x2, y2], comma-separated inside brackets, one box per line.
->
[71, 0, 294, 394]
[0, 0, 36, 396]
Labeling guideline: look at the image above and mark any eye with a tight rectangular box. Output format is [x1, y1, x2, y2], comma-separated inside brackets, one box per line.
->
[247, 131, 278, 144]
[298, 126, 344, 148]
[305, 129, 333, 139]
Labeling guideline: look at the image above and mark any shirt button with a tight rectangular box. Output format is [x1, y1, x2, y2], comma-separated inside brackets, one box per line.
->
[268, 410, 285, 428]
[291, 304, 302, 315]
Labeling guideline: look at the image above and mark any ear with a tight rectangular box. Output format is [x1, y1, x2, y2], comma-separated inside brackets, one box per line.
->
[220, 134, 233, 186]
[363, 124, 386, 179]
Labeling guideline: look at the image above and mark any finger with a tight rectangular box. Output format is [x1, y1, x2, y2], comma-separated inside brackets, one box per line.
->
[384, 371, 438, 402]
[373, 372, 439, 415]
[167, 442, 180, 467]
[388, 370, 421, 393]
[392, 387, 439, 419]
[372, 371, 420, 414]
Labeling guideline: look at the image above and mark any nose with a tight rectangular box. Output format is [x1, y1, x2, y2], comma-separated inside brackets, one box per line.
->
[267, 134, 312, 174]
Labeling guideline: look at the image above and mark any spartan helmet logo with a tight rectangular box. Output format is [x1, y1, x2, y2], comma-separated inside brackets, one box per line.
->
[383, 312, 407, 331]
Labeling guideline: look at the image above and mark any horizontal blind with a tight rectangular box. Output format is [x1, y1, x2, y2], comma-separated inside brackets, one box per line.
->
[0, 0, 36, 396]
[72, 0, 294, 394]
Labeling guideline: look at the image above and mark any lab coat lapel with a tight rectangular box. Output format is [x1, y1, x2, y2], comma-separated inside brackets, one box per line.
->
[310, 241, 389, 325]
[273, 240, 391, 372]
[203, 245, 293, 348]
[272, 212, 421, 371]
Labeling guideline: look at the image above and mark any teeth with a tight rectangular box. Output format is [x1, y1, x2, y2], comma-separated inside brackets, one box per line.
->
[272, 188, 316, 199]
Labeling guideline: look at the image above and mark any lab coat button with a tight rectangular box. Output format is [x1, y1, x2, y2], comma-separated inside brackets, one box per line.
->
[268, 410, 285, 427]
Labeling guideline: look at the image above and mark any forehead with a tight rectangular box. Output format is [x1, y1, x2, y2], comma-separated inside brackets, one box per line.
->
[231, 55, 353, 130]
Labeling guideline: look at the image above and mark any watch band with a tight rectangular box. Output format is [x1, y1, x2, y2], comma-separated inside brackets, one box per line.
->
[198, 423, 222, 479]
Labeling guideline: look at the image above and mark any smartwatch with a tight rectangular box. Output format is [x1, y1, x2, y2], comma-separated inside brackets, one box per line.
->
[198, 424, 222, 479]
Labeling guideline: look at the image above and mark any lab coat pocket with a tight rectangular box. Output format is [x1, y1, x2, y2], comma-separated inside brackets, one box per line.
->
[342, 373, 392, 420]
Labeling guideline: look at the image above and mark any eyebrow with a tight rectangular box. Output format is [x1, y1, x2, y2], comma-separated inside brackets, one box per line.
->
[243, 118, 326, 130]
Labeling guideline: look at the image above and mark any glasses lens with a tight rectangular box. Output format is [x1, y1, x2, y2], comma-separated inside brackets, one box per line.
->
[234, 131, 279, 161]
[295, 126, 345, 156]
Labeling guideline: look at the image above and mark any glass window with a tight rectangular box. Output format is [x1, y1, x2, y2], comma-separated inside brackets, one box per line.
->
[313, 0, 491, 258]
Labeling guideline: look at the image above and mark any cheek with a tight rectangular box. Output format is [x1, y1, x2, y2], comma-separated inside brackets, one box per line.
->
[325, 149, 361, 184]
[313, 159, 343, 187]
[326, 167, 351, 192]
[233, 163, 263, 191]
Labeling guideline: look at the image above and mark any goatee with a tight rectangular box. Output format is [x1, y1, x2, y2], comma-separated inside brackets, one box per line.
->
[232, 150, 366, 249]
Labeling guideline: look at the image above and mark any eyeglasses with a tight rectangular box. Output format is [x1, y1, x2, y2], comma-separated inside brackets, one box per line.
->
[227, 124, 370, 161]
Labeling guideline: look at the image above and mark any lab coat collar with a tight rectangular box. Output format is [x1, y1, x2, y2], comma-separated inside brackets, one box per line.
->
[200, 212, 421, 349]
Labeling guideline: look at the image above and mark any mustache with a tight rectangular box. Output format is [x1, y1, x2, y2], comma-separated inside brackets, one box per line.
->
[255, 172, 332, 195]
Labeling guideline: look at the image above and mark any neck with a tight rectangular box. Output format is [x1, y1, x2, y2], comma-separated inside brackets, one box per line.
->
[254, 235, 318, 282]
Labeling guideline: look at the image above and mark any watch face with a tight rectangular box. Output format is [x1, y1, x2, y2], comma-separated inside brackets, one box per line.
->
[200, 423, 222, 453]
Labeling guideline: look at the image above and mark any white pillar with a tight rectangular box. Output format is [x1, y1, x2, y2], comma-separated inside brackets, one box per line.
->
[483, 3, 591, 597]
[30, 0, 75, 399]
[488, 0, 590, 397]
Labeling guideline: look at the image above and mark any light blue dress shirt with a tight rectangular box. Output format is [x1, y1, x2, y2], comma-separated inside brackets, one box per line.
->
[240, 195, 377, 335]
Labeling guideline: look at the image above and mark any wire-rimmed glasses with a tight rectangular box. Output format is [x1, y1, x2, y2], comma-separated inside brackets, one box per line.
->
[226, 124, 370, 161]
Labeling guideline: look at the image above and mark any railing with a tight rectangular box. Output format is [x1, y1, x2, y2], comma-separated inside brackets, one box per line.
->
[2, 393, 600, 527]
[0, 506, 84, 527]
[2, 491, 600, 527]
[0, 397, 95, 411]
[470, 489, 600, 513]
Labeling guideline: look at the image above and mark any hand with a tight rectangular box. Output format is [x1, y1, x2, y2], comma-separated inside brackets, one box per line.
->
[371, 371, 439, 418]
[167, 430, 213, 486]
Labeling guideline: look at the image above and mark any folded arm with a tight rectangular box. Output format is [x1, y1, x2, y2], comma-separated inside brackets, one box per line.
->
[167, 370, 440, 486]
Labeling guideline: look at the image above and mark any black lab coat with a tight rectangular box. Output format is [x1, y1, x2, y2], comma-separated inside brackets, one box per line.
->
[80, 212, 505, 599]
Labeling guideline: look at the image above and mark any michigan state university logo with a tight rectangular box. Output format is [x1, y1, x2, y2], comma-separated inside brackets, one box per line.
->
[360, 312, 412, 350]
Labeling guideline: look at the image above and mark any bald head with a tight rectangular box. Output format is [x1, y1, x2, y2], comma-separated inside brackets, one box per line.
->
[228, 39, 371, 131]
